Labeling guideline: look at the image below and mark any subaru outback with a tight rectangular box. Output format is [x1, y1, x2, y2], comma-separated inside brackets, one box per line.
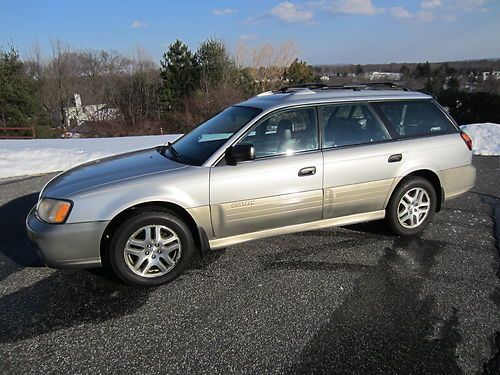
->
[27, 84, 476, 286]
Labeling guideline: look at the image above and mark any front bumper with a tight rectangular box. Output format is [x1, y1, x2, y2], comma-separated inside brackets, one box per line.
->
[26, 206, 108, 268]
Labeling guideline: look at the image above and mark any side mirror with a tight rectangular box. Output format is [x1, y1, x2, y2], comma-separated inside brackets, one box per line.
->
[226, 144, 255, 165]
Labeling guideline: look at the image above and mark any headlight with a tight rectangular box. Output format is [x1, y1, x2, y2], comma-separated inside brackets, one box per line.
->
[37, 198, 73, 224]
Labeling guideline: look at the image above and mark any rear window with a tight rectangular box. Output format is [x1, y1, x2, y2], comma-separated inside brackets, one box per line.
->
[372, 100, 457, 138]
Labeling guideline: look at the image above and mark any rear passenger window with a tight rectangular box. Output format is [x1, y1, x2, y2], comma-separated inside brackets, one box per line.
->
[319, 104, 390, 148]
[372, 100, 456, 138]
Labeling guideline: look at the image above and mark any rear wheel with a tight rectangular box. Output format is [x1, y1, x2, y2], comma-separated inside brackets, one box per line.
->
[386, 177, 437, 236]
[109, 210, 194, 286]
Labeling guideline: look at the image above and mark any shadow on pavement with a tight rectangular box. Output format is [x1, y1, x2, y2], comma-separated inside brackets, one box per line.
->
[0, 269, 154, 343]
[0, 193, 156, 343]
[283, 236, 462, 374]
[0, 192, 224, 344]
[343, 219, 394, 236]
[0, 193, 43, 281]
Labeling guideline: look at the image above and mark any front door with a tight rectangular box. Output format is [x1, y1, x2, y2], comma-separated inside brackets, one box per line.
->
[210, 106, 323, 238]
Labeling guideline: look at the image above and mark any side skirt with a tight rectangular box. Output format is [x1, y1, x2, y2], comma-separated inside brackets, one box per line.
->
[209, 210, 385, 249]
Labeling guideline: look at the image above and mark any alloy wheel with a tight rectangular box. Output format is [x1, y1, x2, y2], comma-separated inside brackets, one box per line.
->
[397, 187, 431, 229]
[123, 225, 181, 278]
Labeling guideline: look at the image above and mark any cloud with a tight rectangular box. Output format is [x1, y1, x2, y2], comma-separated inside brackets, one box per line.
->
[322, 0, 380, 15]
[413, 0, 487, 23]
[390, 6, 412, 18]
[131, 20, 149, 28]
[270, 2, 314, 23]
[450, 0, 487, 12]
[239, 33, 259, 41]
[416, 10, 434, 22]
[212, 8, 238, 16]
[442, 13, 458, 21]
[421, 0, 442, 9]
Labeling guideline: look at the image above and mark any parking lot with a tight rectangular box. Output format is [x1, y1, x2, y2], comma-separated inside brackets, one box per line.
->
[0, 156, 499, 374]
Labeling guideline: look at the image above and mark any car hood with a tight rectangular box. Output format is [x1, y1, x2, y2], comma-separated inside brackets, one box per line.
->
[41, 147, 187, 199]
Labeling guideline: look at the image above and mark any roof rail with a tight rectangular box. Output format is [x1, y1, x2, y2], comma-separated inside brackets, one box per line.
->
[276, 83, 328, 93]
[277, 82, 411, 93]
[351, 82, 411, 91]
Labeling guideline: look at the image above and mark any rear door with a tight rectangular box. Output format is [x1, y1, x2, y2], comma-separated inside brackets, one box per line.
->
[320, 102, 401, 219]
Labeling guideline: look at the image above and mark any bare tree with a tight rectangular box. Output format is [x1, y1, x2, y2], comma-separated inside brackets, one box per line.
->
[44, 39, 75, 129]
[109, 46, 162, 127]
[235, 41, 298, 91]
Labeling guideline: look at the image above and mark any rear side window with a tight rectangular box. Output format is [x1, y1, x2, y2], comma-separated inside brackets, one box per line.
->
[319, 103, 390, 148]
[372, 100, 456, 138]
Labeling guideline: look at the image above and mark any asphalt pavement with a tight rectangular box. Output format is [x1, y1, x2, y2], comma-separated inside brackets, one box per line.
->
[0, 156, 499, 374]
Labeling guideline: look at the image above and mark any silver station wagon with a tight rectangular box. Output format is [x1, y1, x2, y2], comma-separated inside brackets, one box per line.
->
[27, 84, 476, 286]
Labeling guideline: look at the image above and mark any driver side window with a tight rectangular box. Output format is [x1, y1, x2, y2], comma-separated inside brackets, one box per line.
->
[239, 107, 318, 158]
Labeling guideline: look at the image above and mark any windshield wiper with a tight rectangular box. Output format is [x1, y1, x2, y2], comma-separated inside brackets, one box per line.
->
[158, 142, 181, 159]
[165, 142, 181, 159]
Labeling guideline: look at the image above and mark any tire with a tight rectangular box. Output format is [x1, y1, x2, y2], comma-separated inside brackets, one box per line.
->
[385, 177, 437, 237]
[108, 209, 195, 286]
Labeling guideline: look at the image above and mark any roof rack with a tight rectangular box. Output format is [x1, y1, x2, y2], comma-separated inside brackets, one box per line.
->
[276, 83, 328, 93]
[351, 82, 411, 91]
[277, 82, 411, 93]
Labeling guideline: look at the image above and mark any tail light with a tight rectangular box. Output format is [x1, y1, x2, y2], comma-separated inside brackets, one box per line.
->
[460, 131, 473, 151]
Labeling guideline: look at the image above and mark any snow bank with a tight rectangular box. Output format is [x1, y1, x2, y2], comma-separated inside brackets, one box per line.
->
[0, 134, 181, 179]
[1, 123, 498, 179]
[460, 123, 500, 156]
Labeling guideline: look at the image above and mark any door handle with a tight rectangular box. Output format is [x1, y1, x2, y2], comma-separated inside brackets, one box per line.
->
[388, 154, 402, 163]
[298, 166, 316, 176]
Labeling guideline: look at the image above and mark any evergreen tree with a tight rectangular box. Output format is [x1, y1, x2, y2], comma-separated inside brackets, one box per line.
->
[446, 77, 460, 92]
[414, 61, 432, 79]
[0, 46, 38, 126]
[355, 64, 364, 76]
[197, 38, 235, 90]
[399, 65, 410, 78]
[235, 67, 257, 97]
[160, 40, 199, 111]
[284, 58, 314, 84]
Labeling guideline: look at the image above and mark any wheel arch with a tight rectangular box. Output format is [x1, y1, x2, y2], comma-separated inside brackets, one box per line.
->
[389, 169, 443, 212]
[100, 201, 207, 264]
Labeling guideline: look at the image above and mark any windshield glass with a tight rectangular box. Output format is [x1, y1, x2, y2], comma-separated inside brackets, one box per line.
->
[167, 106, 261, 166]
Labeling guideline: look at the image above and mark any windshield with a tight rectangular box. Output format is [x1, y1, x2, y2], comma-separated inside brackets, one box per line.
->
[166, 106, 262, 166]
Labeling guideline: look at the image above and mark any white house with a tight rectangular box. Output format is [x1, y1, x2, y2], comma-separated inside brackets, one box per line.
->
[63, 94, 119, 128]
[482, 71, 500, 81]
[368, 71, 402, 81]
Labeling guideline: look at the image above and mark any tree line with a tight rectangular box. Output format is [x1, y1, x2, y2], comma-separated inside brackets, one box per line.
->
[1, 37, 498, 138]
[0, 38, 315, 137]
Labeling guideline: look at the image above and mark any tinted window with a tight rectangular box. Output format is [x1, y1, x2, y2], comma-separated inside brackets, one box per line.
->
[373, 100, 456, 138]
[171, 106, 261, 165]
[239, 107, 318, 158]
[319, 104, 390, 148]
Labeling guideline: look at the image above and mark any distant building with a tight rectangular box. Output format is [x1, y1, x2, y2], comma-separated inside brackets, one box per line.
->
[320, 75, 330, 82]
[63, 93, 119, 128]
[482, 71, 500, 81]
[368, 71, 402, 81]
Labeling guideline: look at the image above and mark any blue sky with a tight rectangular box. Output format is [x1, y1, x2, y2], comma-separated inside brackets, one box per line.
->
[1, 0, 499, 64]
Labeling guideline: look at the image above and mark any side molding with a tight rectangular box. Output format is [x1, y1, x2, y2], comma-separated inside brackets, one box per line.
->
[209, 210, 385, 249]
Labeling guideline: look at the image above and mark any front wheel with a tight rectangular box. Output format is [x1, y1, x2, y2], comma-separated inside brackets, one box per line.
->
[385, 177, 437, 237]
[108, 210, 195, 286]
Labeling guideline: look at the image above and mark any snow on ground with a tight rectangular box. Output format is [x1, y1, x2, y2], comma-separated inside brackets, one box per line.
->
[0, 122, 498, 179]
[0, 134, 181, 179]
[460, 123, 500, 156]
